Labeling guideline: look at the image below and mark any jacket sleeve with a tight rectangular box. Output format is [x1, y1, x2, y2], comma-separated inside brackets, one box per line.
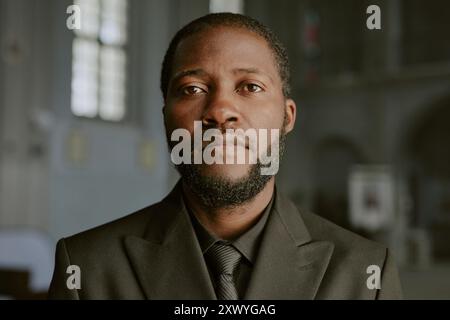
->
[47, 238, 80, 300]
[376, 248, 403, 300]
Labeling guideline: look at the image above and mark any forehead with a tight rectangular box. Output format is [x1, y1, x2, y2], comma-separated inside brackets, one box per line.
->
[171, 26, 280, 81]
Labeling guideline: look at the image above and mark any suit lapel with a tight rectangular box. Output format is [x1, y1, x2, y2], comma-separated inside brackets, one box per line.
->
[244, 192, 334, 299]
[124, 183, 216, 299]
[123, 182, 334, 300]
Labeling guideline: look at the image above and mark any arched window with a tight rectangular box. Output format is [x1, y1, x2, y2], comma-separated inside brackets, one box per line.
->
[71, 0, 128, 121]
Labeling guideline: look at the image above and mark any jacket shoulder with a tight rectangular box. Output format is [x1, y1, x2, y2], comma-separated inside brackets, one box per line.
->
[298, 210, 402, 299]
[62, 200, 164, 255]
[300, 210, 388, 266]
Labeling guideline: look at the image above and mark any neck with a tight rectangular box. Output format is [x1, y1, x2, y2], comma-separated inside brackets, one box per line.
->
[182, 178, 275, 240]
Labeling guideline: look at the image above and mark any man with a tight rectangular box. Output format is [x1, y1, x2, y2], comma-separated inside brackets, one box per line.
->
[48, 13, 402, 299]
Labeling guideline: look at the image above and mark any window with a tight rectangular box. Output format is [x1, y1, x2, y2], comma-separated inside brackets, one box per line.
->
[209, 0, 244, 14]
[71, 0, 128, 122]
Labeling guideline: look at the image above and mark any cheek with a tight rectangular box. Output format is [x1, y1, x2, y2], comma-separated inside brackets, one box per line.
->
[249, 104, 285, 130]
[165, 103, 199, 130]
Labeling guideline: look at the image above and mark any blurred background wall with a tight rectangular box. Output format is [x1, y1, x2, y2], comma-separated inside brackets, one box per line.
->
[0, 0, 449, 299]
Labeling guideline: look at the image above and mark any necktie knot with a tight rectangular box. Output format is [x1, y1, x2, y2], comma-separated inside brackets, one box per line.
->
[205, 242, 242, 299]
[206, 242, 242, 276]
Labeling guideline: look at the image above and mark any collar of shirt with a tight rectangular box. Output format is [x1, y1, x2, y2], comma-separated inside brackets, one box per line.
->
[184, 193, 275, 264]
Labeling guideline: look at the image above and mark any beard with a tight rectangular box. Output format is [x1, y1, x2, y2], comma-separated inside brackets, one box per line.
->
[176, 159, 273, 209]
[166, 114, 288, 209]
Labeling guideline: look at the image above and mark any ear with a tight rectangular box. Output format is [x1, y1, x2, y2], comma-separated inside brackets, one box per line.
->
[283, 98, 297, 134]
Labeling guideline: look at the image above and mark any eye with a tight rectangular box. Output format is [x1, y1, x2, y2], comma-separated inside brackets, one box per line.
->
[181, 85, 206, 96]
[240, 83, 263, 93]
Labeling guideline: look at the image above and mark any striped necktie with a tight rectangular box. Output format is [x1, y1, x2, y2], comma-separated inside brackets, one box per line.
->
[205, 242, 242, 300]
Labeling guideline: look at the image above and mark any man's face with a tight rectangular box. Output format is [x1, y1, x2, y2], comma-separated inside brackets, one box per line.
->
[163, 26, 296, 206]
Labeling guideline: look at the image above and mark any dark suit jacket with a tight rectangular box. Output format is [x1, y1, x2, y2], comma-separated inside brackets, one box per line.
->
[48, 182, 402, 299]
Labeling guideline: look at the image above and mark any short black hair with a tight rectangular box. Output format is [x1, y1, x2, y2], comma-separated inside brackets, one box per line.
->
[160, 12, 291, 100]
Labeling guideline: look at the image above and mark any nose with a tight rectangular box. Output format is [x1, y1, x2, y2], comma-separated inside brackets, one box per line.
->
[201, 90, 239, 130]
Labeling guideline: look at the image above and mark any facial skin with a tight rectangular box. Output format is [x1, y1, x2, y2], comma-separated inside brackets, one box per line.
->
[163, 26, 296, 239]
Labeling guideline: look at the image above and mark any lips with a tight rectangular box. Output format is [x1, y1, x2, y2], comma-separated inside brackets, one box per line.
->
[201, 133, 249, 151]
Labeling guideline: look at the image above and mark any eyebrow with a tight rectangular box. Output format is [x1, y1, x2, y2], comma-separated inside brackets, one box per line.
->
[232, 67, 274, 83]
[171, 67, 274, 85]
[171, 69, 208, 84]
